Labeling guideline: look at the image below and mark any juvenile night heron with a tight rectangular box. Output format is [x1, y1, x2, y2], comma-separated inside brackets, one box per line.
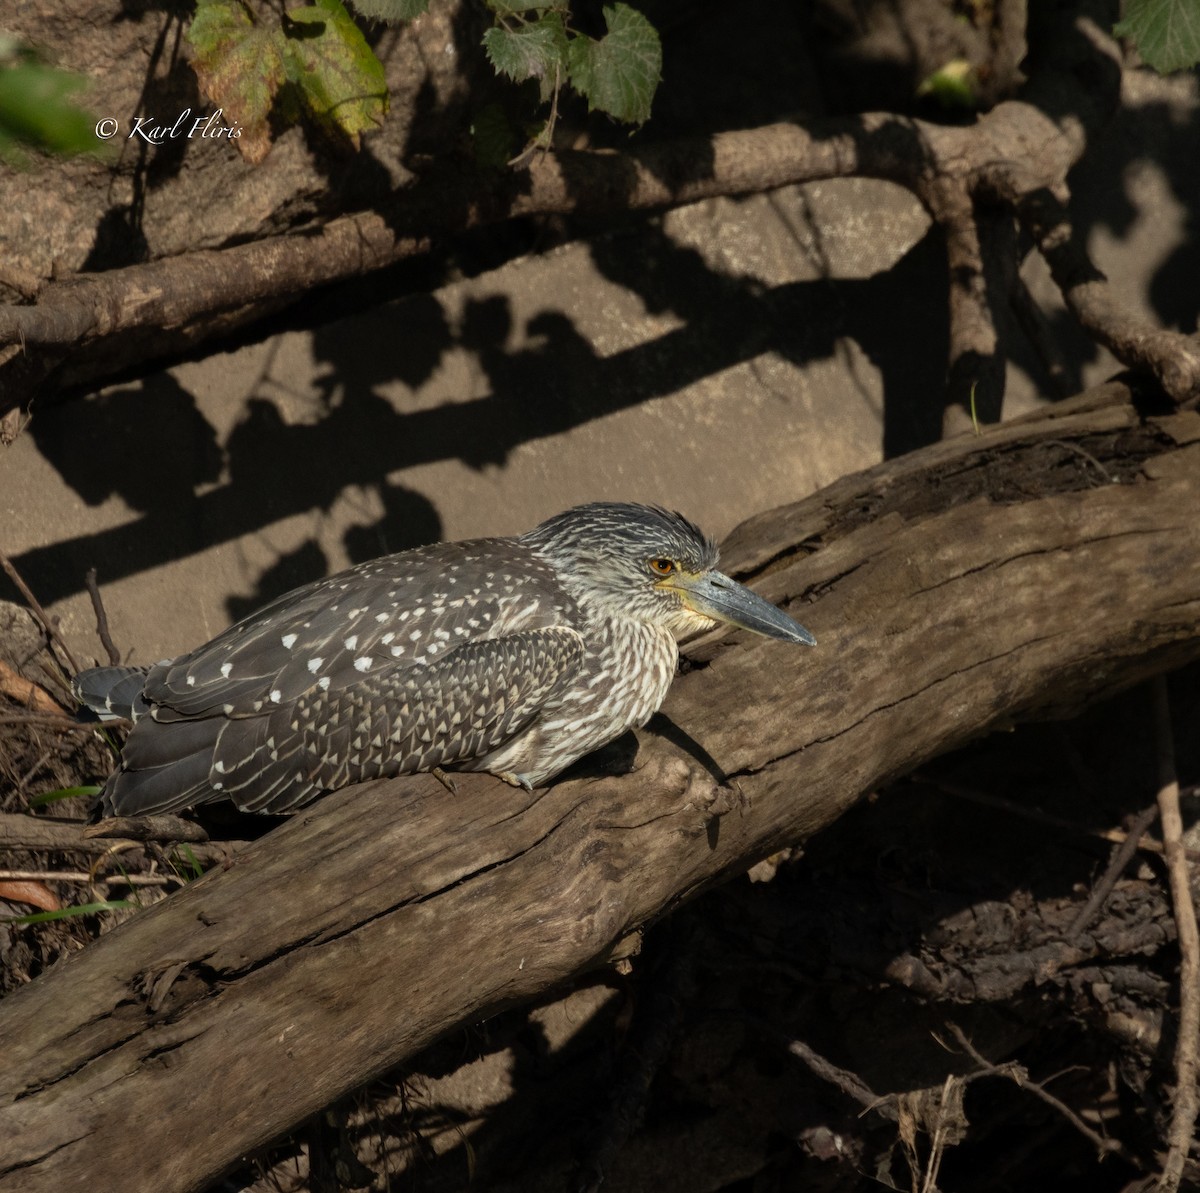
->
[75, 502, 816, 817]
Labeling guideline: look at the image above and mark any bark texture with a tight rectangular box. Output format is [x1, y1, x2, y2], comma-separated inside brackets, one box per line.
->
[2, 383, 1200, 1192]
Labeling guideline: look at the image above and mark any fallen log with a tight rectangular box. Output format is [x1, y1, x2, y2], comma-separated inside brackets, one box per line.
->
[2, 381, 1199, 1192]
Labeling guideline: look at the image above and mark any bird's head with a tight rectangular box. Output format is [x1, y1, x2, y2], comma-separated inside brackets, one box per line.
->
[523, 502, 816, 645]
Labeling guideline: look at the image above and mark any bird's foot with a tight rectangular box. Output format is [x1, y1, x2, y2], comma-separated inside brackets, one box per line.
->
[495, 770, 534, 792]
[431, 767, 459, 795]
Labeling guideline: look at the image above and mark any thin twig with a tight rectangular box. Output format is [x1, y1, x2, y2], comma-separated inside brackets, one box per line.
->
[0, 868, 178, 888]
[915, 775, 1200, 863]
[1152, 676, 1200, 1192]
[1066, 803, 1161, 941]
[946, 1023, 1142, 1169]
[83, 814, 212, 844]
[0, 714, 107, 732]
[0, 546, 81, 675]
[787, 1037, 898, 1122]
[84, 568, 122, 667]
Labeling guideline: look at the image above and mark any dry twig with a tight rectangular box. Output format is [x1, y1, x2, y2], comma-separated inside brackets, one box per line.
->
[945, 1023, 1141, 1169]
[83, 569, 122, 668]
[1152, 677, 1200, 1192]
[1067, 803, 1161, 941]
[0, 547, 80, 676]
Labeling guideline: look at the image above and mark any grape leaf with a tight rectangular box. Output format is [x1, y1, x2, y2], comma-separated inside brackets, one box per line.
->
[188, 0, 289, 163]
[486, 0, 564, 13]
[283, 0, 388, 147]
[566, 3, 660, 126]
[471, 101, 515, 167]
[346, 0, 430, 23]
[482, 12, 569, 83]
[1115, 0, 1200, 73]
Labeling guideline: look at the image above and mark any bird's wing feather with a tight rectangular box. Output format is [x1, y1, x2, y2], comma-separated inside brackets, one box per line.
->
[209, 625, 586, 812]
[143, 540, 571, 720]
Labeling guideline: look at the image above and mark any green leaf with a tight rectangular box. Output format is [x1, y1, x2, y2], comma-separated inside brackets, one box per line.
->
[566, 3, 660, 126]
[346, 0, 429, 22]
[471, 101, 515, 167]
[188, 0, 289, 163]
[0, 61, 106, 161]
[1115, 0, 1200, 73]
[482, 12, 569, 83]
[3, 899, 134, 925]
[28, 784, 102, 807]
[284, 0, 389, 147]
[486, 0, 564, 13]
[916, 59, 977, 109]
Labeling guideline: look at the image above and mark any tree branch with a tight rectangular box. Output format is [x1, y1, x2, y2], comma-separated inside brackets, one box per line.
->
[2, 382, 1199, 1192]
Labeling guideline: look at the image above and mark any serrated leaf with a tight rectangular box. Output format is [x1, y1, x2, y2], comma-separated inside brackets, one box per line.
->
[486, 0, 565, 13]
[0, 61, 106, 160]
[482, 13, 569, 83]
[346, 0, 429, 23]
[1114, 0, 1200, 73]
[471, 101, 515, 167]
[188, 0, 288, 163]
[565, 3, 660, 126]
[284, 0, 388, 147]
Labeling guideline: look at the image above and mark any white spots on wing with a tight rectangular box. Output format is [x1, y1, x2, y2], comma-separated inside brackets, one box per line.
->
[282, 633, 297, 649]
[319, 677, 331, 690]
[186, 675, 196, 687]
[223, 704, 235, 714]
[307, 657, 323, 673]
[375, 612, 389, 623]
[381, 632, 395, 645]
[270, 689, 282, 703]
[212, 780, 224, 791]
[345, 635, 358, 651]
[355, 656, 373, 672]
[410, 630, 422, 640]
[220, 662, 233, 678]
[435, 629, 450, 640]
[426, 643, 439, 656]
[214, 760, 228, 774]
[391, 645, 405, 657]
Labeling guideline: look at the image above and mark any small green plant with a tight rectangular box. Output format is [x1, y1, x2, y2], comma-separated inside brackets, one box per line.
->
[27, 784, 102, 808]
[2, 899, 134, 926]
[185, 0, 662, 163]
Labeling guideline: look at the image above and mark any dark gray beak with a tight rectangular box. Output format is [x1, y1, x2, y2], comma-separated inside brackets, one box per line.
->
[680, 571, 816, 646]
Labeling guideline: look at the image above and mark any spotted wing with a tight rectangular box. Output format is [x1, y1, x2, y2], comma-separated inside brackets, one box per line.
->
[141, 539, 569, 721]
[207, 625, 586, 812]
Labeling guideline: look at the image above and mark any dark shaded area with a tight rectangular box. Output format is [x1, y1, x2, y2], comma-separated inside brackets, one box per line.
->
[9, 0, 1196, 625]
[9, 219, 951, 611]
[182, 664, 1197, 1193]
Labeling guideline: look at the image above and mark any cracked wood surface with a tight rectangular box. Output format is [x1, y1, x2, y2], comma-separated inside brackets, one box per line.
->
[3, 383, 1200, 1192]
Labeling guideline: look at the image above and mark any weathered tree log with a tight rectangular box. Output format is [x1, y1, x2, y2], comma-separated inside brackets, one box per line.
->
[2, 382, 1199, 1192]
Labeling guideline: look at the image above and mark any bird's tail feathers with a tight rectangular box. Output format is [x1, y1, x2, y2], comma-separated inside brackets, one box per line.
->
[73, 666, 151, 721]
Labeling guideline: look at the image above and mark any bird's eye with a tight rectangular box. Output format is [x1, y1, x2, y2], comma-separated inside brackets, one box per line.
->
[649, 558, 675, 576]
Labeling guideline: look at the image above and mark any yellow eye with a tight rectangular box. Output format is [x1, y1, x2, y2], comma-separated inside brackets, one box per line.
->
[649, 558, 675, 576]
